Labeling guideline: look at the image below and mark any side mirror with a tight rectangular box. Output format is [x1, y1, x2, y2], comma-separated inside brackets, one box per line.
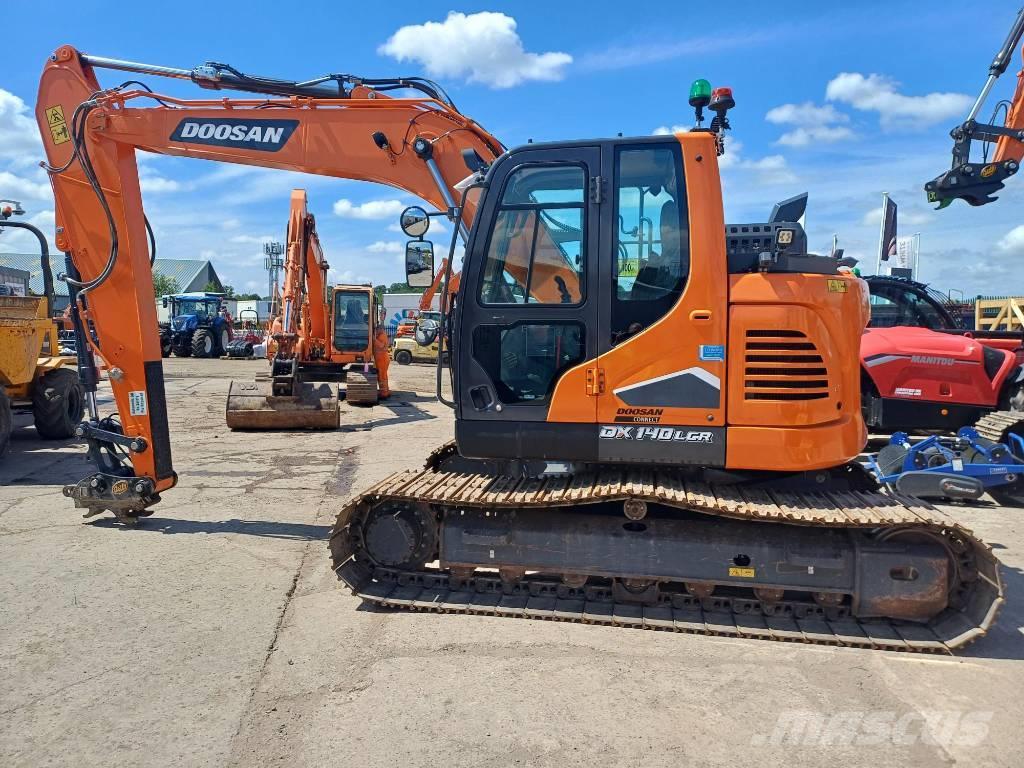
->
[162, 296, 168, 308]
[400, 206, 430, 238]
[405, 240, 435, 288]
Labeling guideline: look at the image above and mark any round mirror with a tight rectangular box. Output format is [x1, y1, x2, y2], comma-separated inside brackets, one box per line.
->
[400, 206, 430, 238]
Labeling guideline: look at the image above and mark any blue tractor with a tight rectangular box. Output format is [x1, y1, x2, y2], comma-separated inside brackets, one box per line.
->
[159, 292, 232, 358]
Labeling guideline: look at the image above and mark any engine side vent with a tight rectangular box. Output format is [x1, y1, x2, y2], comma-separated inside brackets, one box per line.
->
[744, 329, 829, 401]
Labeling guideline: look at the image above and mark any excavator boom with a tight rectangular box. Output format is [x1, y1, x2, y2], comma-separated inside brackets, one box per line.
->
[37, 46, 501, 511]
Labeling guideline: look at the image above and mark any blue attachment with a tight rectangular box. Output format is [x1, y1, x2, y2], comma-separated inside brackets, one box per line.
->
[868, 427, 1024, 491]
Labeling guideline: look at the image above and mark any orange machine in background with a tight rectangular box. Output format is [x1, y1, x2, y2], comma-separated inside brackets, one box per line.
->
[225, 190, 386, 429]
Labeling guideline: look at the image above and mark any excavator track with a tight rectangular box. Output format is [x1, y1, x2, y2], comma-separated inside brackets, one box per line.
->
[329, 445, 1003, 654]
[974, 410, 1024, 445]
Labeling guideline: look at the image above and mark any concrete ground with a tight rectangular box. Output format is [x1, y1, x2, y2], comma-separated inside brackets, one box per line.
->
[1, 357, 1022, 767]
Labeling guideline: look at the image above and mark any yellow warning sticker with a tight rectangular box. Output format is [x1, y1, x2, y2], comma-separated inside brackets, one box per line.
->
[618, 258, 639, 277]
[827, 279, 848, 293]
[45, 104, 70, 145]
[981, 164, 997, 179]
[729, 566, 756, 578]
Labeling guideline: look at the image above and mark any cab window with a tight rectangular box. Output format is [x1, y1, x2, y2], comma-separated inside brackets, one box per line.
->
[611, 145, 689, 343]
[479, 164, 586, 305]
[333, 290, 369, 351]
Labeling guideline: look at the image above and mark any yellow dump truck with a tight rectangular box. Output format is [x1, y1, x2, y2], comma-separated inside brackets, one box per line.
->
[0, 294, 84, 456]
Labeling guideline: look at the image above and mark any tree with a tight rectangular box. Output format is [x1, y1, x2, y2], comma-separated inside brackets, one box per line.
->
[234, 292, 262, 301]
[153, 273, 180, 297]
[205, 280, 232, 297]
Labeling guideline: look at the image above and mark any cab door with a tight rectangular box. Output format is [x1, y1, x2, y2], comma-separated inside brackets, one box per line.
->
[593, 137, 729, 467]
[455, 145, 601, 461]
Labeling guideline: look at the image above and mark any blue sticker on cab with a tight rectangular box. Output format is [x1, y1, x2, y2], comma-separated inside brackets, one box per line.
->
[699, 344, 725, 362]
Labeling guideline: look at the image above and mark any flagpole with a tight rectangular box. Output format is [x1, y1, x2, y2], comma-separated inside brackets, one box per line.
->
[875, 191, 889, 276]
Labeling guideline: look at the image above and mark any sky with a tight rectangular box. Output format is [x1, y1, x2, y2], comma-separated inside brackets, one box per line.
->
[2, 0, 1024, 297]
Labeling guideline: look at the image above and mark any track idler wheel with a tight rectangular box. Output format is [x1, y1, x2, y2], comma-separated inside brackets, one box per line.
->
[362, 502, 438, 569]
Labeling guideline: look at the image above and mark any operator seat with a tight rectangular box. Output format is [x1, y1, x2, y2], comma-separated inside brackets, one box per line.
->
[630, 199, 687, 301]
[345, 299, 364, 326]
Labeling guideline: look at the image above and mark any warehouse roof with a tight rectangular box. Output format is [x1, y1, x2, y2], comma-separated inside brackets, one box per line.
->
[0, 253, 216, 297]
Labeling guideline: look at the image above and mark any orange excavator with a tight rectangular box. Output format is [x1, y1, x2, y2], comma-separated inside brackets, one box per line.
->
[225, 189, 385, 429]
[926, 7, 1024, 206]
[37, 49, 1002, 651]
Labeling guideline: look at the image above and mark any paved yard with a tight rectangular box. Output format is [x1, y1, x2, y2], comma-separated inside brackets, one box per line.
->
[1, 357, 1021, 767]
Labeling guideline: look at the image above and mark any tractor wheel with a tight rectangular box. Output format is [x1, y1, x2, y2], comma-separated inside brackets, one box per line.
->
[217, 327, 230, 356]
[395, 349, 412, 366]
[32, 368, 85, 439]
[192, 329, 215, 358]
[173, 333, 193, 357]
[0, 386, 11, 457]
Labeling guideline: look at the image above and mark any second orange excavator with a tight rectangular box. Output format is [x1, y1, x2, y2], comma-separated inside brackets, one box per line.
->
[225, 190, 387, 429]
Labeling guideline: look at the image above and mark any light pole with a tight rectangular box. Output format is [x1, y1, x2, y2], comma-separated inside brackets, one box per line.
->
[263, 241, 284, 317]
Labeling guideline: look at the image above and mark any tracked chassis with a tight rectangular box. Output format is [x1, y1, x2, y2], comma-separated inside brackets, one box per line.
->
[330, 444, 1003, 653]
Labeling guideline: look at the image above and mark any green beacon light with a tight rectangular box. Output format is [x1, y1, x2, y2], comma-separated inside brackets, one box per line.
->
[689, 79, 712, 106]
[689, 79, 712, 126]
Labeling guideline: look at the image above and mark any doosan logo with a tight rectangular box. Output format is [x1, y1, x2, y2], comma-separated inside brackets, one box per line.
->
[170, 118, 299, 152]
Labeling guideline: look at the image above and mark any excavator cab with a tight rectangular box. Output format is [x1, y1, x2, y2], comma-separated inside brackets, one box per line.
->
[446, 135, 865, 471]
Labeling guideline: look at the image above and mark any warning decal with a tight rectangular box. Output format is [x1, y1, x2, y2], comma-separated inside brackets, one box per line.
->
[618, 258, 639, 277]
[45, 105, 70, 146]
[728, 566, 756, 578]
[128, 390, 148, 416]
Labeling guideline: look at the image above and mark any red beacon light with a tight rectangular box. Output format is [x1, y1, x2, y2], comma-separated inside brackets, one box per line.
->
[708, 87, 735, 155]
[710, 87, 735, 114]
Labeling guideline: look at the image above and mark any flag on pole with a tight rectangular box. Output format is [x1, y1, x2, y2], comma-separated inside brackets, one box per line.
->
[892, 236, 916, 271]
[879, 195, 897, 262]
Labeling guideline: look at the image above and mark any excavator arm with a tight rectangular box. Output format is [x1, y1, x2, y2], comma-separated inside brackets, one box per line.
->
[926, 7, 1024, 207]
[418, 257, 460, 312]
[36, 46, 502, 519]
[278, 189, 329, 363]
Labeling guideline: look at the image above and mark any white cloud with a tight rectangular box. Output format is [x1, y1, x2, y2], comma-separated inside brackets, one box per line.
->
[333, 198, 405, 220]
[998, 225, 1024, 254]
[228, 233, 275, 245]
[716, 138, 795, 185]
[775, 126, 856, 147]
[766, 102, 846, 126]
[0, 169, 50, 201]
[379, 12, 571, 88]
[765, 101, 854, 147]
[716, 138, 743, 170]
[0, 89, 43, 164]
[0, 208, 55, 252]
[741, 155, 797, 185]
[328, 268, 372, 285]
[367, 240, 403, 254]
[140, 176, 184, 193]
[577, 29, 774, 73]
[652, 125, 687, 136]
[861, 205, 930, 227]
[825, 72, 971, 129]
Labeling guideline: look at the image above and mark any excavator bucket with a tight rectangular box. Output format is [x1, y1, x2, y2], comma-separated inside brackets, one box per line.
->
[225, 379, 339, 430]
